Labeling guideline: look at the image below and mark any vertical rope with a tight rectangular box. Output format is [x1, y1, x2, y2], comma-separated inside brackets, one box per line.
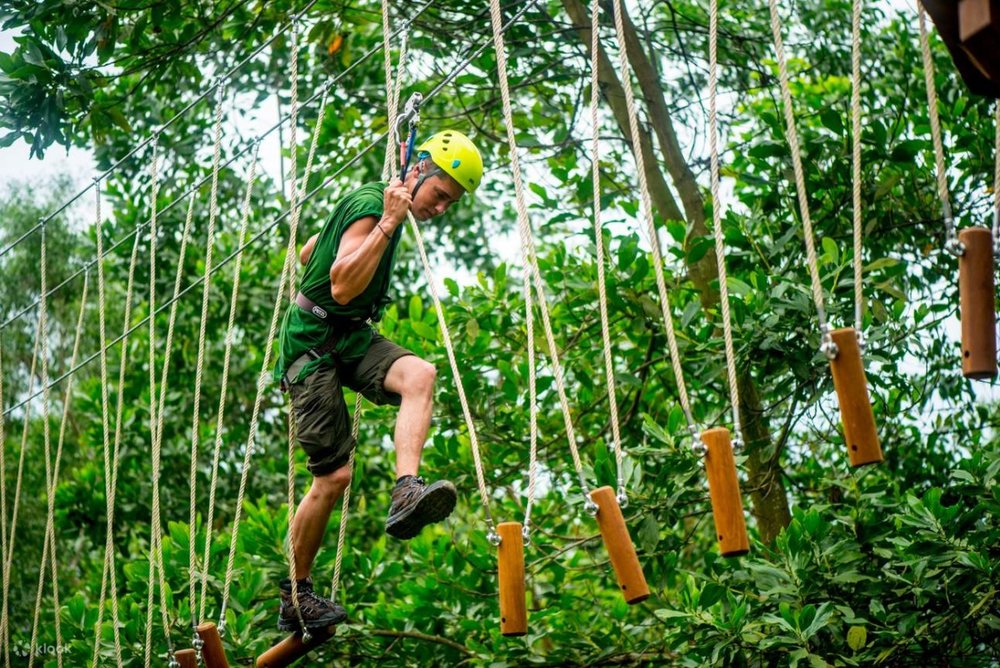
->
[300, 88, 331, 203]
[220, 40, 308, 637]
[287, 22, 301, 299]
[28, 243, 86, 668]
[90, 181, 124, 668]
[0, 320, 41, 668]
[0, 330, 6, 668]
[587, 0, 627, 501]
[152, 191, 197, 652]
[282, 18, 311, 635]
[110, 227, 142, 660]
[608, 0, 699, 434]
[851, 0, 865, 339]
[489, 0, 594, 511]
[707, 0, 743, 447]
[520, 226, 540, 531]
[329, 3, 410, 598]
[765, 0, 834, 348]
[198, 145, 261, 624]
[380, 9, 498, 534]
[917, 7, 961, 255]
[329, 393, 362, 602]
[405, 212, 499, 531]
[187, 84, 227, 641]
[381, 0, 408, 180]
[26, 225, 53, 668]
[993, 102, 999, 250]
[144, 135, 179, 668]
[150, 186, 195, 603]
[220, 235, 298, 633]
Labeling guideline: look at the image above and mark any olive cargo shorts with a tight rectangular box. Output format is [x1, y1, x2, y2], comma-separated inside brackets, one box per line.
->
[288, 333, 414, 476]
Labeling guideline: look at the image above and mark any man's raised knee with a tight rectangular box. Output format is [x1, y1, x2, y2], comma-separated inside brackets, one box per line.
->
[408, 359, 436, 397]
[310, 465, 352, 504]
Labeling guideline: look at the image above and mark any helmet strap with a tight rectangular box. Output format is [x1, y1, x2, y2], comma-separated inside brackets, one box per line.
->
[410, 158, 443, 201]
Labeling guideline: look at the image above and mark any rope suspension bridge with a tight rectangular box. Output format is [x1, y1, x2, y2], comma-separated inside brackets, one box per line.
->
[0, 0, 997, 666]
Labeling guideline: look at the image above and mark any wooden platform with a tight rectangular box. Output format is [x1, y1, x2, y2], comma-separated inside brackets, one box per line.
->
[920, 0, 1000, 98]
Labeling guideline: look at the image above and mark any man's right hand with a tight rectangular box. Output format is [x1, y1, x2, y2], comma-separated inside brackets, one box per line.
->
[380, 179, 412, 231]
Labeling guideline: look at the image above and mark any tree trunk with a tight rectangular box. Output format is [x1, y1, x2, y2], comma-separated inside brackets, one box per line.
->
[738, 372, 792, 541]
[559, 0, 792, 542]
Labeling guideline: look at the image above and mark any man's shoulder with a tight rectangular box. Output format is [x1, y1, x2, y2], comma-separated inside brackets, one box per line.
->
[342, 181, 388, 209]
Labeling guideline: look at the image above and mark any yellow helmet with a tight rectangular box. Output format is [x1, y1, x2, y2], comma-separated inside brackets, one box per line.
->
[417, 130, 483, 192]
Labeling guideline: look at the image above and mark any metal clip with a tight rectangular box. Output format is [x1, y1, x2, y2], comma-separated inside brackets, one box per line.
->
[945, 235, 966, 258]
[521, 524, 531, 545]
[689, 424, 706, 456]
[731, 433, 745, 453]
[819, 323, 839, 360]
[993, 210, 999, 257]
[616, 488, 629, 509]
[487, 529, 502, 547]
[855, 329, 866, 354]
[395, 92, 423, 143]
[584, 497, 599, 516]
[691, 438, 707, 457]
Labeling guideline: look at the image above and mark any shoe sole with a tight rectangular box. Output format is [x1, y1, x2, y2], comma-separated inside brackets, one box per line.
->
[277, 607, 347, 633]
[385, 480, 458, 540]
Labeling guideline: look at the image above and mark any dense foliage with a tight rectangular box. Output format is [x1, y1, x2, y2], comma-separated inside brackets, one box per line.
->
[1, 0, 998, 665]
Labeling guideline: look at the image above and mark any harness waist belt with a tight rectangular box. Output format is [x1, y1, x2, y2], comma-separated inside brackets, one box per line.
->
[295, 292, 368, 326]
[296, 291, 329, 320]
[282, 292, 370, 390]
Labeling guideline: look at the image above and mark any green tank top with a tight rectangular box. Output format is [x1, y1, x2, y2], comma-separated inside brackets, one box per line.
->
[275, 181, 400, 384]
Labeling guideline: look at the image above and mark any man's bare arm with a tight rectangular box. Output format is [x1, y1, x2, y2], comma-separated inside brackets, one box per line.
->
[328, 180, 412, 305]
[300, 234, 318, 266]
[328, 217, 393, 304]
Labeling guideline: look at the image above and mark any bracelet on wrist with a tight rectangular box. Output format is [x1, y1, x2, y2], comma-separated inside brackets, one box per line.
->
[376, 223, 392, 239]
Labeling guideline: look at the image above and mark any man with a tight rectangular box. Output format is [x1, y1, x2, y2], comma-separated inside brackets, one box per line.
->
[272, 130, 484, 632]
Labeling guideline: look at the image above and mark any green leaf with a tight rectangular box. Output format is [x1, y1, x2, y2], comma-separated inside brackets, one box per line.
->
[726, 276, 751, 296]
[653, 609, 691, 621]
[639, 514, 659, 552]
[411, 320, 437, 340]
[864, 257, 899, 272]
[847, 625, 867, 651]
[408, 294, 423, 321]
[821, 236, 838, 265]
[820, 108, 844, 134]
[700, 583, 725, 609]
[465, 318, 479, 341]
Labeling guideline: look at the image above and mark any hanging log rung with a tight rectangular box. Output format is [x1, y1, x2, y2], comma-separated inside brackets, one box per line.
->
[497, 522, 527, 637]
[197, 622, 230, 668]
[590, 486, 649, 604]
[174, 648, 197, 668]
[958, 227, 997, 379]
[700, 428, 750, 557]
[256, 625, 338, 668]
[829, 328, 883, 467]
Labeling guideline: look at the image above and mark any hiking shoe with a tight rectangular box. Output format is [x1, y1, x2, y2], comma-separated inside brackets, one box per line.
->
[277, 578, 347, 632]
[385, 476, 457, 540]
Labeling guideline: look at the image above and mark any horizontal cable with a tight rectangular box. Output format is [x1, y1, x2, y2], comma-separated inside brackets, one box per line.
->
[0, 0, 322, 262]
[2, 0, 539, 420]
[0, 0, 437, 334]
